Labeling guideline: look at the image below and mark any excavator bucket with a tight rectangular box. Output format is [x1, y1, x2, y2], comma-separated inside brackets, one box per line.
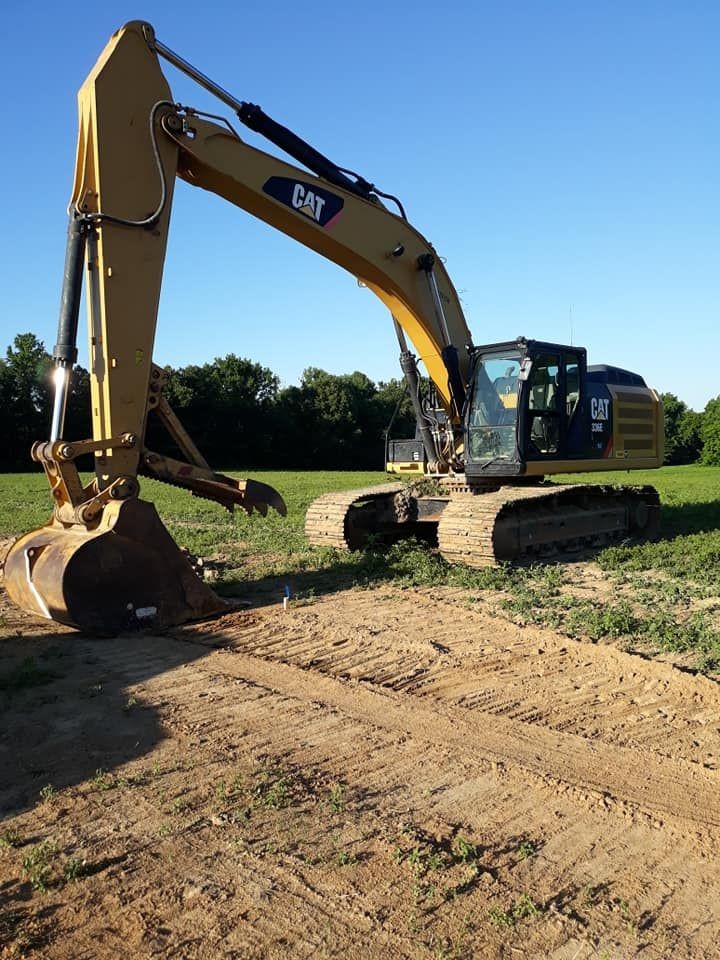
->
[4, 498, 229, 636]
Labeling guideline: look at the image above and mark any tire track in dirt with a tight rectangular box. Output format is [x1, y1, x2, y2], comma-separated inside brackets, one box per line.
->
[175, 629, 720, 832]
[203, 585, 720, 772]
[112, 632, 720, 957]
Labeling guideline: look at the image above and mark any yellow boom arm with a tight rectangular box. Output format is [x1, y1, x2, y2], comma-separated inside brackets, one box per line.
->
[73, 20, 472, 489]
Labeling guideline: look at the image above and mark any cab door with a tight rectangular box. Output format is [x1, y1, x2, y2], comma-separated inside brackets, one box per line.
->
[521, 350, 584, 462]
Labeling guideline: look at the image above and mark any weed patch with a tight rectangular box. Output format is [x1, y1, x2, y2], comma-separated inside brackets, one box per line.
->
[488, 894, 540, 928]
[92, 768, 115, 792]
[500, 576, 720, 672]
[253, 767, 294, 810]
[327, 782, 346, 815]
[62, 858, 88, 883]
[22, 840, 56, 892]
[517, 839, 537, 861]
[335, 849, 358, 866]
[599, 531, 720, 591]
[38, 784, 56, 805]
[0, 827, 22, 849]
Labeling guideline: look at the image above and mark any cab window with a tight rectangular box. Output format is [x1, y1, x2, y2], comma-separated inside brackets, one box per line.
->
[527, 353, 560, 454]
[467, 352, 520, 460]
[565, 353, 581, 422]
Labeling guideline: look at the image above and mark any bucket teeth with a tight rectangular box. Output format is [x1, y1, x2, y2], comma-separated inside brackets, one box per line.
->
[243, 479, 287, 517]
[140, 450, 286, 516]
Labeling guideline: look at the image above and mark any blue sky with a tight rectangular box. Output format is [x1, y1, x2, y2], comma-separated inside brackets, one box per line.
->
[1, 1, 717, 410]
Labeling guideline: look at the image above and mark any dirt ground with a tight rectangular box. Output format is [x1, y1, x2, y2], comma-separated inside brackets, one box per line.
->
[2, 559, 720, 959]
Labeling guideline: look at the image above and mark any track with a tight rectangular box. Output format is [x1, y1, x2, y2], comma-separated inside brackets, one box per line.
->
[304, 483, 404, 549]
[306, 482, 661, 565]
[438, 483, 661, 565]
[197, 585, 720, 804]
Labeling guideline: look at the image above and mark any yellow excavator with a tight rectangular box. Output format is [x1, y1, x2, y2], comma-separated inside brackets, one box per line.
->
[4, 22, 663, 635]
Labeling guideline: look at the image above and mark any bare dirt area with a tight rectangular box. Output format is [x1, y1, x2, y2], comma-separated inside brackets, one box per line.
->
[2, 570, 720, 958]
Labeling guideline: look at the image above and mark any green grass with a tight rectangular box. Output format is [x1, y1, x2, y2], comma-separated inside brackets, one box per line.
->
[554, 465, 720, 592]
[3, 464, 716, 547]
[0, 469, 388, 560]
[2, 465, 719, 669]
[21, 840, 56, 892]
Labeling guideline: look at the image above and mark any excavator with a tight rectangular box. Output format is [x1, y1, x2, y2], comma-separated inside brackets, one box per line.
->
[4, 22, 663, 635]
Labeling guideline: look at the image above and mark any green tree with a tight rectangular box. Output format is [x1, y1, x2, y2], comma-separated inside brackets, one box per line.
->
[297, 368, 382, 467]
[0, 359, 15, 466]
[660, 392, 703, 465]
[676, 408, 704, 464]
[661, 392, 687, 464]
[701, 397, 720, 466]
[271, 384, 313, 467]
[375, 377, 416, 444]
[4, 334, 52, 468]
[5, 333, 51, 409]
[63, 364, 92, 458]
[161, 355, 278, 466]
[1, 331, 426, 472]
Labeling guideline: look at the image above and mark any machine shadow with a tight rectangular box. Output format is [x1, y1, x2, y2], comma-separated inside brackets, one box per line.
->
[659, 500, 720, 538]
[218, 556, 391, 611]
[0, 624, 210, 821]
[0, 547, 410, 819]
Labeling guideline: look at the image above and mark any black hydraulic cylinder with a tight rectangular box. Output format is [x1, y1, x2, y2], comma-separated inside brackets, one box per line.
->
[399, 350, 440, 466]
[441, 344, 467, 421]
[237, 102, 372, 201]
[53, 215, 87, 366]
[416, 254, 467, 421]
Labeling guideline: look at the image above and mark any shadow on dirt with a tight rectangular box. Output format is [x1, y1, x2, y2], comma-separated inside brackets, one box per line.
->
[3, 496, 717, 822]
[0, 548, 404, 821]
[0, 900, 61, 955]
[217, 558, 386, 611]
[0, 624, 210, 821]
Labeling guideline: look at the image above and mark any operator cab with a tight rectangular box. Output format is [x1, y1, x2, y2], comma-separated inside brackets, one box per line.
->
[464, 337, 586, 479]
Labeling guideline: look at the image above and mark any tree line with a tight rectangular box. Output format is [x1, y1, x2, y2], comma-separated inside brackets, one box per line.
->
[1, 332, 719, 471]
[0, 333, 415, 471]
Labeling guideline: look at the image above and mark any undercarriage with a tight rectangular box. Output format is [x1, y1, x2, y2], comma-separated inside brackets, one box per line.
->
[305, 480, 661, 565]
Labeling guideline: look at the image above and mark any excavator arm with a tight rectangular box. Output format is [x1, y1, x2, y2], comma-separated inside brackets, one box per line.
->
[70, 21, 472, 450]
[5, 20, 474, 634]
[171, 114, 473, 413]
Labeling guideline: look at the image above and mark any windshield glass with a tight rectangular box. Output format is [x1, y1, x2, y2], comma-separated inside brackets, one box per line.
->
[467, 352, 521, 460]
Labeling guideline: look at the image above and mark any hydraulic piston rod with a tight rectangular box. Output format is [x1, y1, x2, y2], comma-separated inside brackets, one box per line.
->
[393, 318, 441, 469]
[50, 214, 87, 441]
[417, 254, 467, 421]
[146, 25, 372, 201]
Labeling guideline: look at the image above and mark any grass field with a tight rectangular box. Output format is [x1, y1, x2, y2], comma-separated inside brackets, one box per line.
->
[1, 465, 719, 670]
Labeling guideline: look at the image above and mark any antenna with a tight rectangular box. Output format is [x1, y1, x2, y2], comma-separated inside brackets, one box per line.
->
[569, 305, 574, 345]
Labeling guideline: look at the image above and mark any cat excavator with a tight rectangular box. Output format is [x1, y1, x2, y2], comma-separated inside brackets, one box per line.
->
[4, 21, 663, 635]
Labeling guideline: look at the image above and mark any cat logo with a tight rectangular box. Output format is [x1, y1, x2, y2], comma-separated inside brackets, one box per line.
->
[262, 176, 344, 229]
[292, 183, 325, 222]
[591, 397, 610, 420]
